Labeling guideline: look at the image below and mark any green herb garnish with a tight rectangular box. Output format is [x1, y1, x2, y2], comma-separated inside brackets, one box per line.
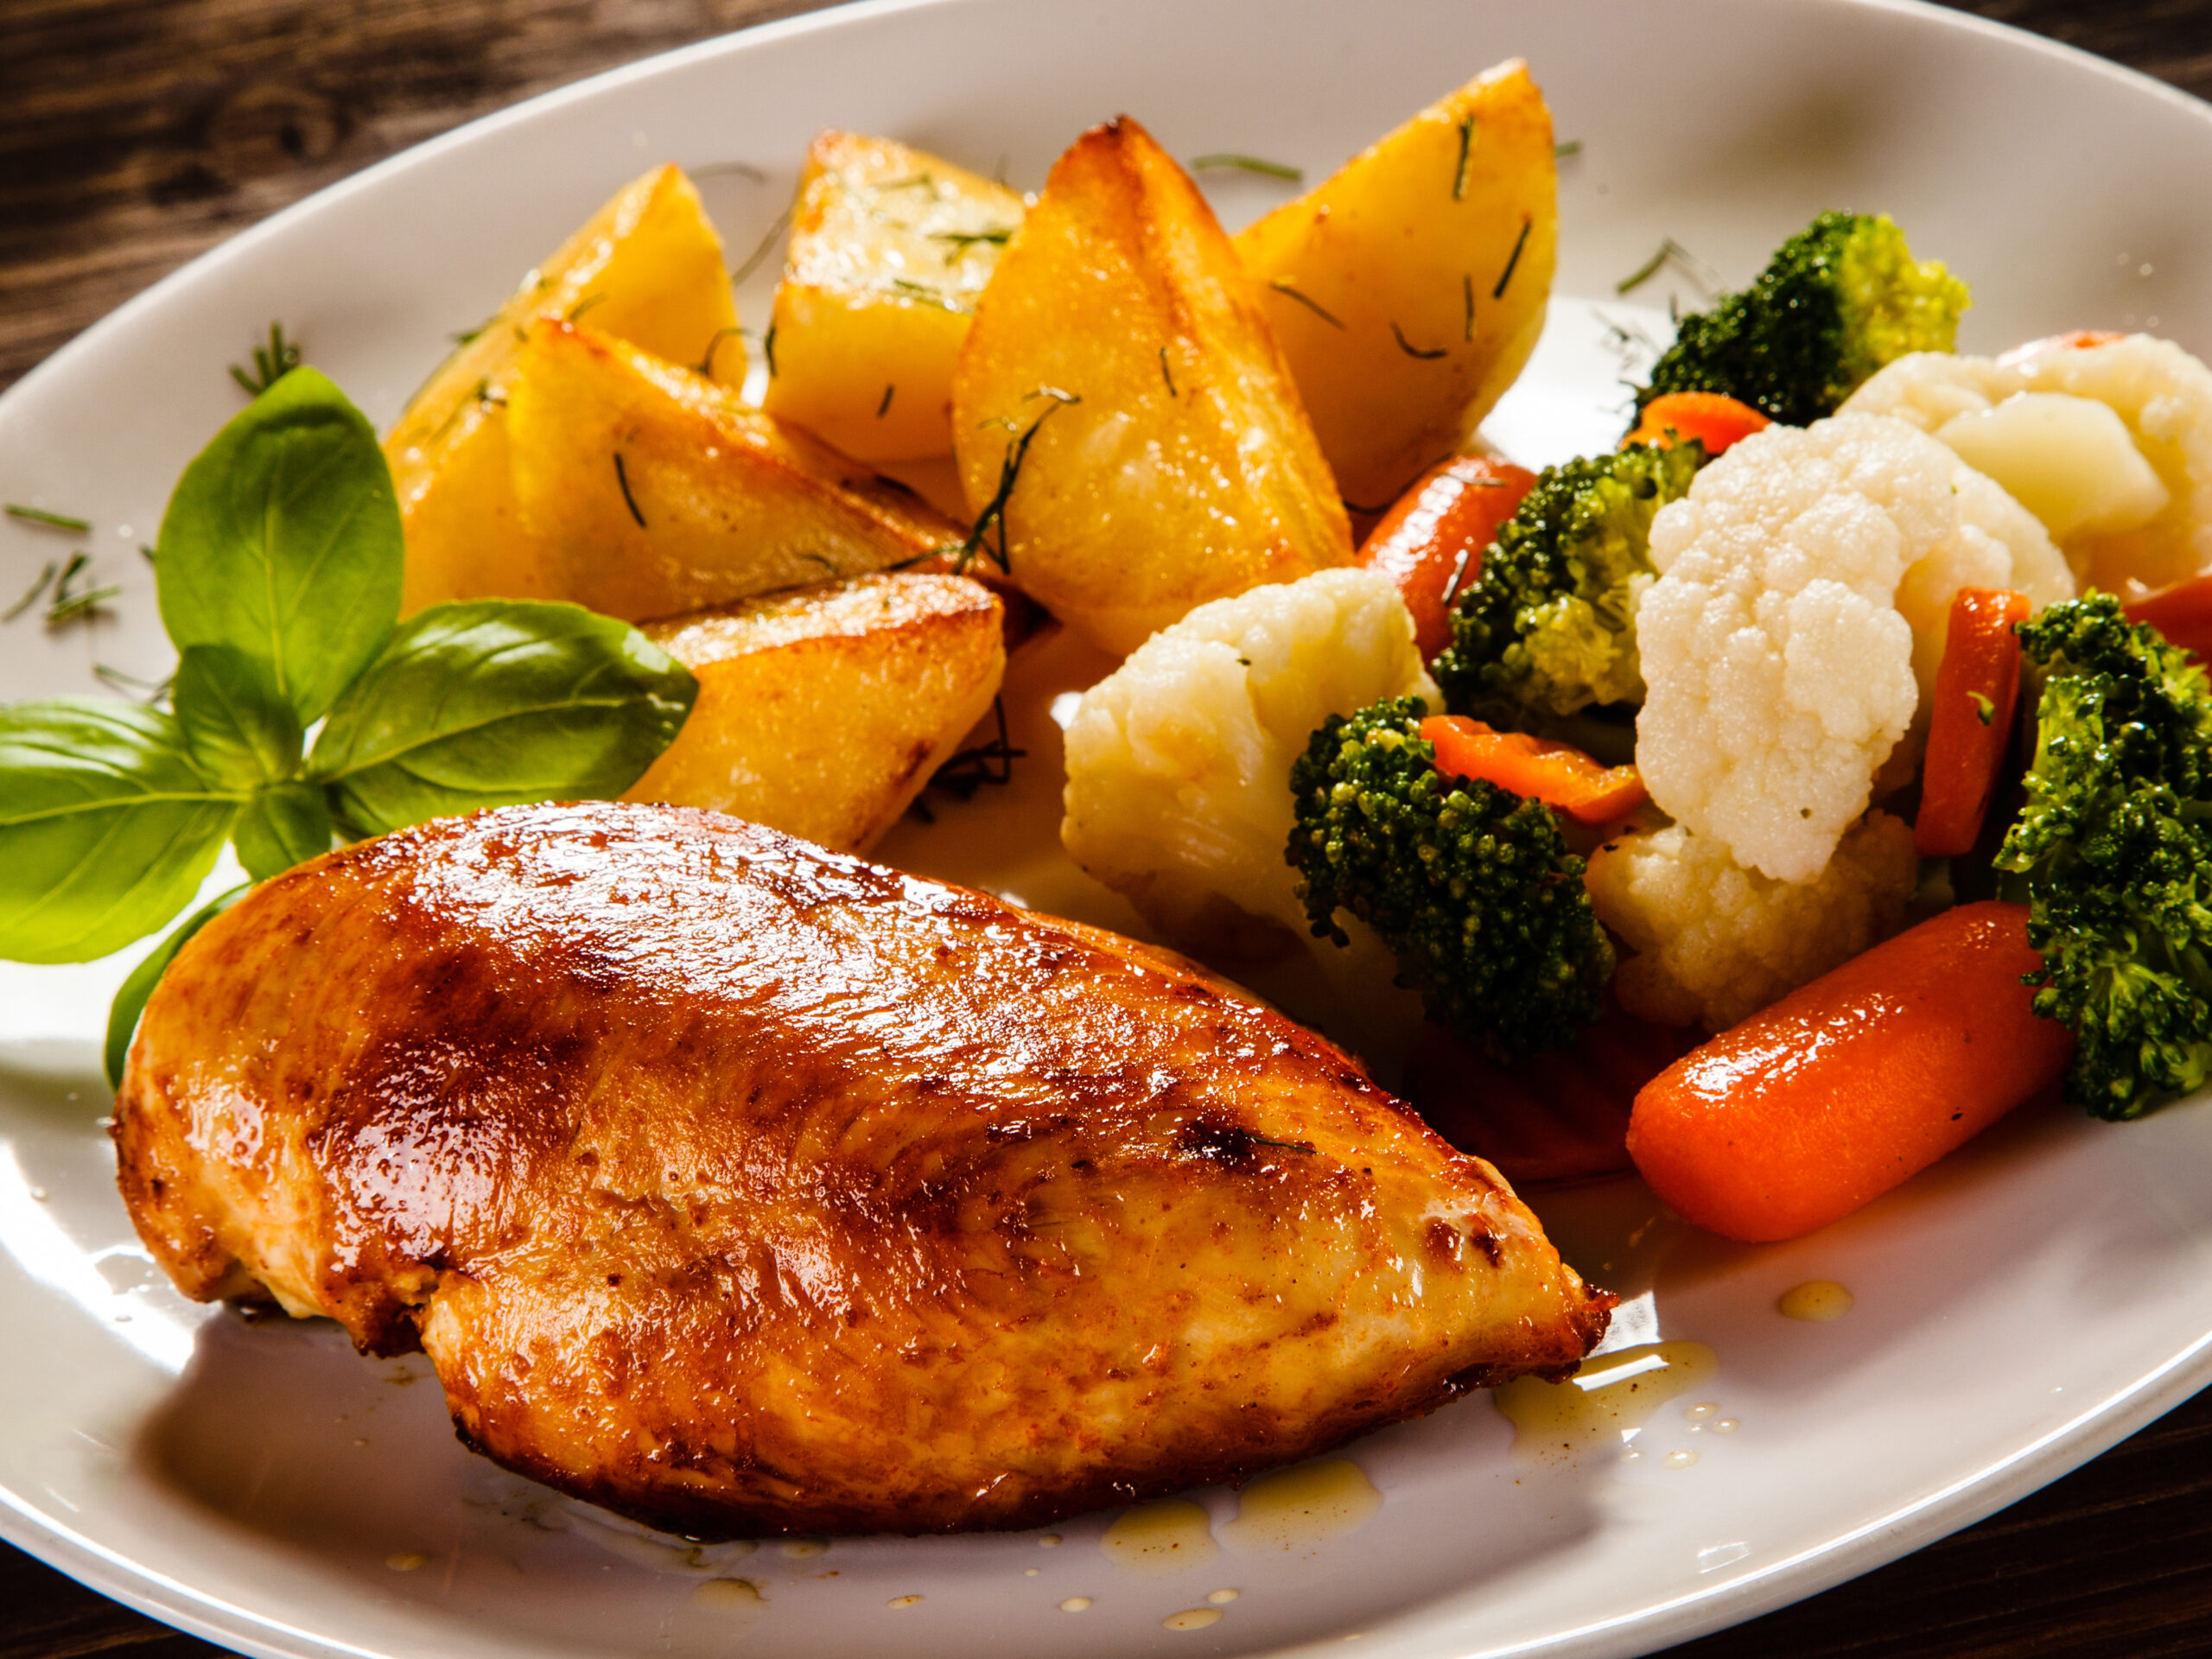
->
[4, 561, 57, 622]
[1452, 116, 1478, 201]
[1268, 280, 1344, 330]
[1492, 218, 1531, 300]
[947, 389, 1079, 575]
[1390, 321, 1447, 360]
[229, 321, 301, 397]
[730, 208, 792, 285]
[6, 505, 92, 532]
[1190, 154, 1303, 182]
[0, 368, 696, 1086]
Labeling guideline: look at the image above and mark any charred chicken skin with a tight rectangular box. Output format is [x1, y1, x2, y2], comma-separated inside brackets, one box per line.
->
[116, 802, 1610, 1537]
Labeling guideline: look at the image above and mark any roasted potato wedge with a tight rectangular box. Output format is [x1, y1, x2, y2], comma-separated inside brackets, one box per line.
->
[1236, 61, 1557, 510]
[762, 132, 1027, 462]
[624, 573, 1005, 851]
[505, 320, 965, 622]
[390, 164, 741, 612]
[951, 118, 1351, 656]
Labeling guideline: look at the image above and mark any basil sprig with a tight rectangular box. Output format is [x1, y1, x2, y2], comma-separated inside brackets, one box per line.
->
[0, 368, 698, 1084]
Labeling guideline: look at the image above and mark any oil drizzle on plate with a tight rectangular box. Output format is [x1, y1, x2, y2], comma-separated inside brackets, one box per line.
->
[1101, 1498, 1218, 1573]
[1778, 1280, 1854, 1322]
[1219, 1459, 1381, 1552]
[1493, 1341, 1719, 1459]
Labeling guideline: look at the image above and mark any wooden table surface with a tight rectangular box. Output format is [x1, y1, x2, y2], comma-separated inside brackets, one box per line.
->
[4, 2, 2212, 1656]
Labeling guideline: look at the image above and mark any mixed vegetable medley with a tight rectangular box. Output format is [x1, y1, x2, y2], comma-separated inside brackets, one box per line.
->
[5, 56, 2212, 1253]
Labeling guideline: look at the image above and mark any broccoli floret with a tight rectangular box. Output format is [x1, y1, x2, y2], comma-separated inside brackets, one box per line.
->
[1639, 211, 1970, 427]
[1286, 697, 1612, 1058]
[1431, 442, 1702, 728]
[1995, 595, 2212, 1119]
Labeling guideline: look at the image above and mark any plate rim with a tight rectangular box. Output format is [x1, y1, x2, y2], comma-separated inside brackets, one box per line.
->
[6, 1, 2212, 1656]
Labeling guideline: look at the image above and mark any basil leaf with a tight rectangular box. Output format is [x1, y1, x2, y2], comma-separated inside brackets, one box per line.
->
[156, 367, 403, 725]
[105, 882, 250, 1091]
[308, 600, 697, 837]
[172, 644, 302, 789]
[0, 700, 241, 963]
[233, 780, 334, 881]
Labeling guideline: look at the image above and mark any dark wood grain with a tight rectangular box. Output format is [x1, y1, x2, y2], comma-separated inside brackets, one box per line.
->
[3, 3, 2211, 1656]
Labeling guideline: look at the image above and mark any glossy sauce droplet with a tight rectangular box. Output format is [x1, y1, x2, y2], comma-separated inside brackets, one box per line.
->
[1777, 1281, 1854, 1322]
[1208, 1588, 1241, 1605]
[887, 1594, 923, 1609]
[1102, 1498, 1218, 1574]
[1165, 1608, 1224, 1630]
[1662, 1449, 1700, 1470]
[691, 1579, 764, 1609]
[385, 1552, 428, 1573]
[1218, 1459, 1382, 1552]
[1059, 1597, 1093, 1613]
[1493, 1341, 1720, 1459]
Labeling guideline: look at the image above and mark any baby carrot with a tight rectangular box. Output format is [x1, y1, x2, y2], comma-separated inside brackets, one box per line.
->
[1916, 587, 2030, 858]
[1623, 391, 1770, 457]
[1420, 715, 1647, 825]
[1357, 455, 1536, 660]
[1627, 901, 2074, 1242]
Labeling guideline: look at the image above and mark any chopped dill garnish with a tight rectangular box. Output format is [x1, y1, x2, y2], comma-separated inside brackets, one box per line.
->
[93, 663, 171, 703]
[928, 697, 1026, 800]
[1462, 274, 1476, 341]
[689, 160, 768, 182]
[42, 550, 118, 627]
[566, 292, 607, 323]
[1554, 139, 1584, 160]
[887, 278, 972, 314]
[3, 560, 57, 621]
[877, 382, 896, 418]
[762, 321, 779, 378]
[1452, 115, 1478, 201]
[1614, 236, 1720, 296]
[1249, 1135, 1317, 1154]
[1268, 280, 1344, 330]
[470, 377, 505, 409]
[230, 321, 301, 397]
[932, 227, 1014, 263]
[1159, 346, 1177, 398]
[1492, 217, 1532, 300]
[944, 389, 1079, 575]
[613, 454, 647, 528]
[1390, 321, 1447, 360]
[6, 505, 91, 532]
[1190, 153, 1303, 182]
[875, 172, 940, 194]
[730, 207, 792, 285]
[450, 317, 492, 346]
[698, 326, 743, 378]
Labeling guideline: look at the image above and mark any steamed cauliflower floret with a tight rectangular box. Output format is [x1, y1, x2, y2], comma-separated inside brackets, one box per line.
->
[1843, 335, 2212, 592]
[1586, 810, 1917, 1031]
[1061, 568, 1436, 1012]
[1637, 413, 2068, 883]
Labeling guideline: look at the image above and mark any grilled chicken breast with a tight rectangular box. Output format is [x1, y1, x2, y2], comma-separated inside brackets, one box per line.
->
[117, 802, 1609, 1536]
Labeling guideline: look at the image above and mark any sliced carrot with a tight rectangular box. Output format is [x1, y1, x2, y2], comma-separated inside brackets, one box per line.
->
[1357, 456, 1537, 661]
[2126, 574, 2212, 664]
[1623, 391, 1770, 457]
[1420, 715, 1647, 825]
[1916, 587, 2031, 858]
[1626, 901, 2074, 1243]
[1403, 999, 1698, 1185]
[1995, 328, 2126, 368]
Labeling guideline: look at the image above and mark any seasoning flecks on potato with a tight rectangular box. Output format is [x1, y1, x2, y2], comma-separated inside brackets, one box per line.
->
[762, 131, 1027, 463]
[952, 116, 1352, 657]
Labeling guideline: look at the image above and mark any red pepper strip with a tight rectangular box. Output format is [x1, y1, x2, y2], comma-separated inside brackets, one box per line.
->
[1916, 587, 2031, 859]
[1420, 715, 1647, 825]
[1403, 999, 1698, 1185]
[2126, 574, 2212, 664]
[1356, 456, 1536, 662]
[1622, 391, 1770, 457]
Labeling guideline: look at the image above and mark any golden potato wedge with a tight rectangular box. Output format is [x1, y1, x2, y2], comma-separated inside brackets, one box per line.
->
[1236, 60, 1557, 510]
[951, 118, 1351, 656]
[505, 320, 965, 621]
[624, 573, 1006, 852]
[390, 163, 741, 612]
[762, 132, 1027, 462]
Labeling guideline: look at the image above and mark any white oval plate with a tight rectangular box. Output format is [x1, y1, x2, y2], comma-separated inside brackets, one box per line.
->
[5, 1, 2212, 1656]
